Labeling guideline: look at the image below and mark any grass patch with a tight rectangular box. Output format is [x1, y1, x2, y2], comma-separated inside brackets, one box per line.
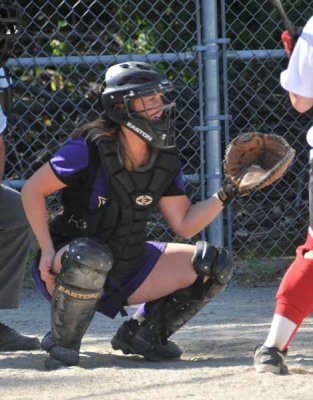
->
[233, 256, 293, 287]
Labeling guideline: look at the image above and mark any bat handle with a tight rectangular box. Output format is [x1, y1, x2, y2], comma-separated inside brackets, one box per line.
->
[270, 0, 297, 37]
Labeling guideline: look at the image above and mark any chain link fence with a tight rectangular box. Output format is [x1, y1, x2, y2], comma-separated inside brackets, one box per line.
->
[3, 0, 313, 273]
[225, 0, 312, 276]
[5, 0, 203, 235]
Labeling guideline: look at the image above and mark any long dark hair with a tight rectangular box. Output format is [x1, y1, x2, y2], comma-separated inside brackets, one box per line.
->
[72, 118, 135, 171]
[72, 118, 117, 140]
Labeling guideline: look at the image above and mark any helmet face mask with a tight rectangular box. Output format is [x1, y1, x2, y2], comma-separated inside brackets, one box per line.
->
[101, 62, 177, 149]
[0, 1, 21, 66]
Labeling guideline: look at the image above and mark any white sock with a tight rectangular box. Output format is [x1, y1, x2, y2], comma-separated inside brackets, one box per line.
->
[264, 314, 297, 350]
[132, 306, 146, 323]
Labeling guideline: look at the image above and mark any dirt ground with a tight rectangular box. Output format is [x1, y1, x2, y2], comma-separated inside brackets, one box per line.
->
[1, 284, 313, 400]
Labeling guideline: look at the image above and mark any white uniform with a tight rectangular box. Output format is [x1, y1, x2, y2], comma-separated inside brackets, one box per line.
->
[280, 17, 313, 232]
[280, 17, 313, 151]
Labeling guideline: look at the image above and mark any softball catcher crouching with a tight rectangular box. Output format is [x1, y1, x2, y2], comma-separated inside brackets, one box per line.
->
[22, 61, 294, 369]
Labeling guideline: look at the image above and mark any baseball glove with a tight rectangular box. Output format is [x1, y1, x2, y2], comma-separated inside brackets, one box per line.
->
[217, 132, 295, 205]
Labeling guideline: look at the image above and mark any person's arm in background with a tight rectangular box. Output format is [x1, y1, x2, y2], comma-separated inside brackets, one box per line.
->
[0, 67, 8, 183]
[0, 135, 5, 183]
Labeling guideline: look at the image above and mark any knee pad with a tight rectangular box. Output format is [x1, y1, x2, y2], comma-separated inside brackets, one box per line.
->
[50, 237, 113, 356]
[59, 237, 113, 292]
[192, 241, 233, 284]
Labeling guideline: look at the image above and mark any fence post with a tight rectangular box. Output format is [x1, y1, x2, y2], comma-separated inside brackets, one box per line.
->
[201, 0, 224, 246]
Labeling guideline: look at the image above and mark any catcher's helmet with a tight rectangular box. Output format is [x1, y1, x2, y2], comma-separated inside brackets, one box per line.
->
[0, 1, 21, 66]
[100, 61, 176, 149]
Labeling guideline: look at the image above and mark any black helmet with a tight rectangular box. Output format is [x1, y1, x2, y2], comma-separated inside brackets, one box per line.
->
[100, 61, 176, 149]
[0, 1, 21, 66]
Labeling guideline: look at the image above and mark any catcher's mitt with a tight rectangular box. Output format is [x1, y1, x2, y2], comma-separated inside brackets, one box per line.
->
[217, 132, 295, 204]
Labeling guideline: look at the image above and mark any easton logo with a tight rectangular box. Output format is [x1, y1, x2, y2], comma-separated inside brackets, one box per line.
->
[58, 285, 99, 300]
[126, 122, 153, 141]
[135, 195, 153, 206]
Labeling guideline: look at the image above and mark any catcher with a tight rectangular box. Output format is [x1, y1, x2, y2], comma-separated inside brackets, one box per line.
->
[0, 0, 40, 350]
[21, 61, 294, 370]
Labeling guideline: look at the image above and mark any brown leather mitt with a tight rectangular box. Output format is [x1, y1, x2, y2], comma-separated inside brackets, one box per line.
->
[217, 132, 296, 205]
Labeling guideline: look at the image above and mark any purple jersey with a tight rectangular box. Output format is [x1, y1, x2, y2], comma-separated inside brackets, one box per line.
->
[49, 138, 186, 210]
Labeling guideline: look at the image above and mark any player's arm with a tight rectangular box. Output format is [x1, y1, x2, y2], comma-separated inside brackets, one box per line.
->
[21, 162, 67, 253]
[159, 193, 224, 239]
[0, 135, 4, 183]
[288, 92, 313, 113]
[22, 162, 67, 293]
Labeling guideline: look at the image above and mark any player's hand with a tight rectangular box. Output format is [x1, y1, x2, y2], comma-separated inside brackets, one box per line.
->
[281, 30, 293, 58]
[39, 248, 56, 295]
[281, 27, 303, 58]
[217, 177, 239, 206]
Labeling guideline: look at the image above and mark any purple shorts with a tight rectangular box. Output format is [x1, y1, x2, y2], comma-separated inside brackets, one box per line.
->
[32, 241, 167, 319]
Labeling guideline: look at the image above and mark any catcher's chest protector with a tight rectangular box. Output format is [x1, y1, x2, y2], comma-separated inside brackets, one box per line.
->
[56, 138, 180, 278]
[95, 138, 179, 276]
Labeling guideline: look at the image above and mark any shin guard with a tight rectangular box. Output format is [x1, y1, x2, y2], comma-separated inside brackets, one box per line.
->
[45, 238, 113, 366]
[132, 244, 233, 352]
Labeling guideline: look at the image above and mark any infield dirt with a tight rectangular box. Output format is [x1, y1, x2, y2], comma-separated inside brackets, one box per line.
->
[1, 285, 313, 400]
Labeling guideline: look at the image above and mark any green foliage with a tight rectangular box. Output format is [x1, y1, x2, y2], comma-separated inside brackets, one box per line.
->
[50, 39, 67, 57]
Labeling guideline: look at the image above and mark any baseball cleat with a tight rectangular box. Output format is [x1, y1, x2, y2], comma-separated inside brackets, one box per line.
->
[0, 322, 40, 351]
[254, 344, 288, 374]
[111, 319, 182, 361]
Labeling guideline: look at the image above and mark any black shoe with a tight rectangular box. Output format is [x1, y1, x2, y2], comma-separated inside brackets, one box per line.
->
[111, 319, 182, 361]
[44, 346, 80, 370]
[0, 322, 40, 351]
[44, 354, 70, 371]
[254, 344, 288, 374]
[41, 331, 54, 352]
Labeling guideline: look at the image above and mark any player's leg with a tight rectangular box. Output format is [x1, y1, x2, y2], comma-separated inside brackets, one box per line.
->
[0, 184, 40, 351]
[111, 241, 233, 361]
[41, 237, 113, 370]
[111, 242, 196, 360]
[254, 161, 313, 374]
